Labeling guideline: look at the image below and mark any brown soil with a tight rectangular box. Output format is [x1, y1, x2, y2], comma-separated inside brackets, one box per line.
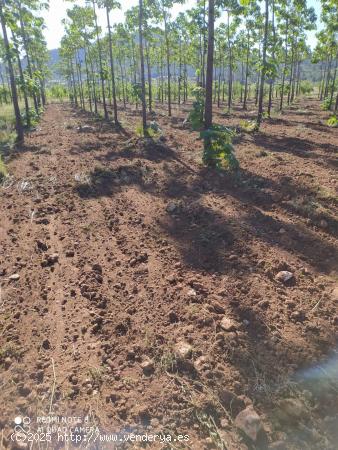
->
[0, 97, 337, 450]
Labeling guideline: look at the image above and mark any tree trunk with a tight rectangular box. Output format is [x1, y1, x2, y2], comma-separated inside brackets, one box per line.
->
[146, 43, 152, 112]
[204, 0, 215, 130]
[92, 0, 108, 120]
[243, 29, 250, 110]
[256, 0, 269, 129]
[0, 1, 24, 142]
[106, 6, 118, 125]
[139, 0, 147, 134]
[163, 9, 171, 116]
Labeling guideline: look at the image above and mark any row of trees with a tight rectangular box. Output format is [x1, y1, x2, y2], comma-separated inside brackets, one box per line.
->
[313, 0, 338, 111]
[0, 0, 50, 142]
[1, 0, 337, 146]
[59, 0, 321, 134]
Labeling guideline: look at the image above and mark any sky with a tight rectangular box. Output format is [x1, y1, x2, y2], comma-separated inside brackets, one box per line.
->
[41, 0, 322, 51]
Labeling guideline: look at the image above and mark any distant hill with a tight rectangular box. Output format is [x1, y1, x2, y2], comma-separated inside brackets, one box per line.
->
[48, 49, 60, 67]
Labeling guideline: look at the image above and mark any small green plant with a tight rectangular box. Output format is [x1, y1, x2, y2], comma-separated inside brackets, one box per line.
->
[201, 124, 239, 170]
[188, 86, 205, 130]
[240, 119, 257, 132]
[327, 115, 338, 128]
[88, 367, 103, 386]
[158, 350, 177, 373]
[21, 106, 44, 129]
[321, 98, 332, 111]
[0, 155, 7, 182]
[135, 121, 161, 138]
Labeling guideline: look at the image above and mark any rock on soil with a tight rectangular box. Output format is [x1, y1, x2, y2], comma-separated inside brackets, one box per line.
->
[275, 271, 294, 283]
[8, 274, 20, 281]
[220, 317, 238, 332]
[234, 405, 263, 441]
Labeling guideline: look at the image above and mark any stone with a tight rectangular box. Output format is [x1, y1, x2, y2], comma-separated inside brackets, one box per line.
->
[9, 274, 20, 281]
[211, 301, 225, 314]
[168, 311, 179, 323]
[66, 250, 75, 257]
[290, 310, 306, 322]
[92, 264, 103, 274]
[77, 125, 94, 132]
[331, 286, 338, 302]
[220, 317, 238, 332]
[275, 271, 294, 283]
[4, 357, 12, 369]
[48, 253, 59, 264]
[166, 202, 178, 213]
[187, 288, 197, 298]
[42, 339, 50, 350]
[194, 356, 209, 372]
[174, 341, 192, 359]
[36, 240, 48, 251]
[234, 405, 263, 442]
[140, 358, 155, 375]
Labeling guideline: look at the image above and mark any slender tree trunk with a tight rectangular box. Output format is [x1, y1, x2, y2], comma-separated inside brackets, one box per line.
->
[227, 11, 233, 112]
[13, 34, 30, 128]
[84, 50, 93, 113]
[139, 0, 147, 134]
[280, 19, 288, 111]
[145, 43, 152, 112]
[0, 2, 24, 142]
[329, 55, 338, 109]
[92, 0, 108, 120]
[204, 0, 215, 130]
[106, 6, 118, 125]
[163, 9, 171, 116]
[267, 0, 275, 117]
[178, 37, 182, 105]
[324, 53, 333, 99]
[18, 1, 38, 114]
[243, 29, 250, 110]
[256, 0, 269, 129]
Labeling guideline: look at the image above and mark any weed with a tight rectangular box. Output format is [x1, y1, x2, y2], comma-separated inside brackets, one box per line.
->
[88, 367, 103, 386]
[195, 410, 227, 449]
[240, 119, 257, 133]
[321, 98, 332, 111]
[188, 86, 205, 130]
[202, 125, 238, 170]
[158, 350, 178, 373]
[327, 115, 338, 128]
[121, 376, 137, 387]
[0, 155, 7, 182]
[135, 121, 161, 138]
